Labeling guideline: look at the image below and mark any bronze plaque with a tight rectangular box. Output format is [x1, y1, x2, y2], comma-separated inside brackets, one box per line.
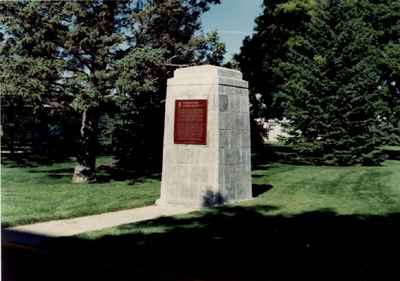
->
[174, 99, 207, 144]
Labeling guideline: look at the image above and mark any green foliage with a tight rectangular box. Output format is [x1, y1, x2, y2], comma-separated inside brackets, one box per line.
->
[237, 0, 400, 165]
[234, 0, 316, 149]
[281, 0, 385, 165]
[104, 0, 226, 167]
[0, 2, 67, 105]
[365, 0, 400, 145]
[0, 0, 226, 176]
[235, 0, 315, 121]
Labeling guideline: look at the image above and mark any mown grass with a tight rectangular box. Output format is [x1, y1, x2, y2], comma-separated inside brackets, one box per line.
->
[2, 145, 400, 228]
[1, 155, 161, 227]
[249, 161, 400, 216]
[39, 144, 400, 281]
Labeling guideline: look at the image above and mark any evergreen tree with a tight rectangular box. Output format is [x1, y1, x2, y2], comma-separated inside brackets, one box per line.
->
[235, 0, 316, 121]
[234, 0, 315, 148]
[281, 0, 385, 165]
[0, 0, 224, 182]
[363, 0, 400, 145]
[107, 1, 225, 169]
[1, 1, 128, 182]
[236, 0, 400, 149]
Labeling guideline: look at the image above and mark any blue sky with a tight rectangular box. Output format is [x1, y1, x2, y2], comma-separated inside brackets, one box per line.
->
[200, 0, 264, 62]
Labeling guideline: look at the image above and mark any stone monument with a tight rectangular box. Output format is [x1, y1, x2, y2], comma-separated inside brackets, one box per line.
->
[156, 65, 252, 207]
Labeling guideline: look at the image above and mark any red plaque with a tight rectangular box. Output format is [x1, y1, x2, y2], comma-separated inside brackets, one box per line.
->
[174, 99, 207, 144]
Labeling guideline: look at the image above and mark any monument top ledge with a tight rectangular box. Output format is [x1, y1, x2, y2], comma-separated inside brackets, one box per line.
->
[168, 65, 247, 88]
[173, 65, 242, 79]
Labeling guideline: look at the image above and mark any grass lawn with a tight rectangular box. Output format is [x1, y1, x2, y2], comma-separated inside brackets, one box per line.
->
[34, 144, 400, 281]
[1, 155, 161, 227]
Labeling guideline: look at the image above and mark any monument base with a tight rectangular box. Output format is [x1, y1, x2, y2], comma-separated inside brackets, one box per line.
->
[156, 194, 253, 208]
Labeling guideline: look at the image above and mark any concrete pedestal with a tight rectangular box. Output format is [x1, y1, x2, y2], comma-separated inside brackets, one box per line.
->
[156, 65, 252, 207]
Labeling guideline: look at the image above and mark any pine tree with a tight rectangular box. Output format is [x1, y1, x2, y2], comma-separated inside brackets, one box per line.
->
[0, 0, 224, 182]
[281, 0, 385, 165]
[363, 0, 400, 145]
[107, 0, 225, 168]
[235, 0, 316, 121]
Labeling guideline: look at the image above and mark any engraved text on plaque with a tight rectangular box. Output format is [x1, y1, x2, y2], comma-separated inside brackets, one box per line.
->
[174, 99, 207, 144]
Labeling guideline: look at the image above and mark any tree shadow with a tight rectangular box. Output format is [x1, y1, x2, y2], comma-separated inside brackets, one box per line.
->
[2, 229, 53, 246]
[38, 207, 400, 281]
[46, 169, 75, 179]
[382, 149, 400, 160]
[252, 184, 273, 197]
[96, 165, 161, 185]
[1, 154, 70, 168]
[1, 153, 161, 184]
[252, 142, 295, 169]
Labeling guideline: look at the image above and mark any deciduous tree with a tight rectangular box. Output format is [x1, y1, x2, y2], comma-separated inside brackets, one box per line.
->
[235, 0, 315, 121]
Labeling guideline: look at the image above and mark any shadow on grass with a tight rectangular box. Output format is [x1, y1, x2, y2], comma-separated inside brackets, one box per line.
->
[1, 153, 161, 183]
[26, 168, 75, 179]
[252, 142, 295, 169]
[382, 149, 400, 160]
[96, 165, 161, 185]
[26, 164, 161, 184]
[39, 206, 400, 281]
[1, 153, 71, 168]
[252, 184, 273, 197]
[256, 143, 400, 164]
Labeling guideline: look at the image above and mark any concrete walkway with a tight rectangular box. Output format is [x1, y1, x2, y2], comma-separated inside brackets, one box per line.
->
[2, 205, 200, 246]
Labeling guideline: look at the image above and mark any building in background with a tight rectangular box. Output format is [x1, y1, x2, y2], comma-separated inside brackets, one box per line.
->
[256, 118, 289, 142]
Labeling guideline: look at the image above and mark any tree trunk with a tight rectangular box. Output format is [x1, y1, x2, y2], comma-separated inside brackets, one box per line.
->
[71, 2, 116, 183]
[72, 108, 99, 183]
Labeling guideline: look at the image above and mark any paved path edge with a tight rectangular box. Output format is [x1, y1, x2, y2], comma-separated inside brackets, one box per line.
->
[2, 205, 200, 246]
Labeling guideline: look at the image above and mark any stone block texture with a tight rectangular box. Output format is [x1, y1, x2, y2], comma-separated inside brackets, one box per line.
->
[156, 65, 252, 207]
